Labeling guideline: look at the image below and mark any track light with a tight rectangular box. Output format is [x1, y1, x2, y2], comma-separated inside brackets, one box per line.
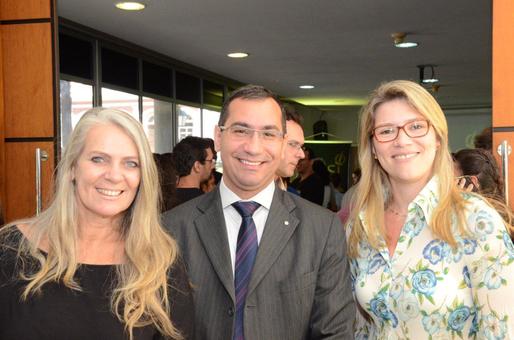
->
[417, 64, 439, 84]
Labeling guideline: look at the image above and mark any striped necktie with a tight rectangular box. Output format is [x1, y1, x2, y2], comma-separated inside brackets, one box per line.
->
[232, 201, 260, 340]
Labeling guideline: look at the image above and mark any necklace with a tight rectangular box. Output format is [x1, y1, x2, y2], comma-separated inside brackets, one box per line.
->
[387, 206, 408, 217]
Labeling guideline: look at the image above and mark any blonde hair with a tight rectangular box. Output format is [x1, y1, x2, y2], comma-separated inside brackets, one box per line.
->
[1, 108, 182, 339]
[348, 80, 467, 257]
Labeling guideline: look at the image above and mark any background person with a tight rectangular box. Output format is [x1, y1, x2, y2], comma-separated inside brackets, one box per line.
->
[291, 146, 324, 205]
[275, 107, 305, 192]
[171, 136, 214, 207]
[453, 148, 504, 200]
[0, 108, 194, 340]
[348, 80, 514, 339]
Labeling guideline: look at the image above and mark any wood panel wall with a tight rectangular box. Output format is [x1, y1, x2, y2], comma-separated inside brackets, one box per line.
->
[0, 0, 57, 222]
[492, 0, 514, 208]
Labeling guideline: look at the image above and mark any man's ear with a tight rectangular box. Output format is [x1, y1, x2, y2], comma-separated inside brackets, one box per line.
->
[193, 160, 202, 174]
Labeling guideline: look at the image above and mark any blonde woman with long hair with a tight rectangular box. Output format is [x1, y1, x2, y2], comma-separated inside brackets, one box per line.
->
[348, 80, 514, 339]
[0, 108, 193, 339]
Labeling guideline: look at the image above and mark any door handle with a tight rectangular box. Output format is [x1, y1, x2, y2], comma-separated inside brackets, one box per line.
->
[35, 148, 49, 215]
[497, 140, 511, 205]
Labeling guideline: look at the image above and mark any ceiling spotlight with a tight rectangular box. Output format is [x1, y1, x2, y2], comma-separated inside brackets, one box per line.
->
[115, 2, 146, 11]
[227, 52, 249, 58]
[391, 32, 418, 48]
[417, 64, 439, 84]
[299, 85, 315, 89]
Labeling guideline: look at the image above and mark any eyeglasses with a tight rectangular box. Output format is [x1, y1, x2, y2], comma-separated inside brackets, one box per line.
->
[287, 140, 304, 151]
[203, 158, 216, 163]
[219, 125, 284, 142]
[372, 120, 430, 143]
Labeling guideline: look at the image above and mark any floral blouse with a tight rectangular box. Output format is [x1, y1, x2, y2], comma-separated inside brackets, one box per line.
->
[350, 177, 514, 339]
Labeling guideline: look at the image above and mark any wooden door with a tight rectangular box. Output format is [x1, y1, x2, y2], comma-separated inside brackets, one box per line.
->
[0, 0, 57, 222]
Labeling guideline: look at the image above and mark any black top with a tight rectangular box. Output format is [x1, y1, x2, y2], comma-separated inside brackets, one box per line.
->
[174, 188, 204, 208]
[0, 230, 194, 340]
[291, 174, 325, 206]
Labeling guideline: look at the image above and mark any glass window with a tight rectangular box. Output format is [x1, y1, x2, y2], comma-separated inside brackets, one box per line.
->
[59, 34, 93, 80]
[177, 104, 201, 142]
[176, 71, 200, 103]
[203, 80, 224, 107]
[101, 87, 140, 121]
[143, 61, 173, 98]
[142, 97, 173, 153]
[101, 47, 138, 90]
[202, 108, 220, 139]
[60, 80, 93, 147]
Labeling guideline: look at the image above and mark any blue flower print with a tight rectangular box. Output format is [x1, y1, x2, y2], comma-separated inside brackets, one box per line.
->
[412, 269, 437, 296]
[423, 240, 451, 264]
[422, 312, 443, 335]
[484, 266, 503, 289]
[471, 210, 495, 241]
[462, 239, 477, 255]
[462, 266, 472, 288]
[423, 240, 451, 265]
[447, 306, 471, 332]
[369, 293, 398, 327]
[367, 254, 386, 275]
[502, 231, 514, 258]
[403, 210, 425, 238]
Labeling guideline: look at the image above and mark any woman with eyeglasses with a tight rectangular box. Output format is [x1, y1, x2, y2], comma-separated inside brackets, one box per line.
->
[347, 80, 514, 339]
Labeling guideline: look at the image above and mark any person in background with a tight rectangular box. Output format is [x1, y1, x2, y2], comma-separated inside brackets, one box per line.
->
[171, 136, 214, 207]
[348, 80, 514, 339]
[164, 85, 355, 340]
[154, 152, 177, 212]
[453, 148, 504, 200]
[203, 138, 223, 185]
[291, 146, 324, 205]
[474, 126, 492, 151]
[337, 168, 361, 225]
[0, 108, 194, 339]
[312, 159, 337, 211]
[200, 171, 217, 193]
[275, 106, 305, 193]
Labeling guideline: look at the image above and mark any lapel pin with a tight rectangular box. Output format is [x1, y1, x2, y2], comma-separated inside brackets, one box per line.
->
[284, 220, 289, 226]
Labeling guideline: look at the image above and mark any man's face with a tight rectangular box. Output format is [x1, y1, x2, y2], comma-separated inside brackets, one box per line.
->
[296, 149, 311, 175]
[215, 97, 285, 199]
[277, 120, 305, 178]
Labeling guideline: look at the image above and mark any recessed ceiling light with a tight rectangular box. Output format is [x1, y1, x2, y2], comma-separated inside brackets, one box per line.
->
[115, 2, 146, 11]
[391, 32, 418, 48]
[299, 85, 315, 89]
[395, 41, 419, 48]
[227, 52, 249, 58]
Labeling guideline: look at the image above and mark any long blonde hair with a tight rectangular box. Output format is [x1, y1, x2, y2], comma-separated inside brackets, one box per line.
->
[348, 80, 467, 257]
[1, 108, 182, 339]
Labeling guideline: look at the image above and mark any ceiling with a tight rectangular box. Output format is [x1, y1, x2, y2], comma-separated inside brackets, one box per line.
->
[57, 0, 492, 111]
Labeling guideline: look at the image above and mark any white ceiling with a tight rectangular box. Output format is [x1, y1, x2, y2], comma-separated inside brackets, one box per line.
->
[57, 0, 492, 111]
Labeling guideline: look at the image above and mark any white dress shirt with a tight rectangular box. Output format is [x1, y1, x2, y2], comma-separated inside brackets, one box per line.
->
[219, 178, 275, 273]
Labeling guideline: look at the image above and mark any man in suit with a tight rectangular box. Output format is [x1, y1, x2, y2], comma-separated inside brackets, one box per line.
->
[163, 85, 355, 340]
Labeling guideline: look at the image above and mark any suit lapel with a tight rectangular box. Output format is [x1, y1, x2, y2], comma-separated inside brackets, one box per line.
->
[194, 188, 235, 302]
[247, 189, 299, 296]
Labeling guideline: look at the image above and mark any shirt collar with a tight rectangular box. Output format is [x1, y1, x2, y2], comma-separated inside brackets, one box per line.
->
[219, 178, 275, 210]
[409, 175, 439, 225]
[358, 175, 440, 225]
